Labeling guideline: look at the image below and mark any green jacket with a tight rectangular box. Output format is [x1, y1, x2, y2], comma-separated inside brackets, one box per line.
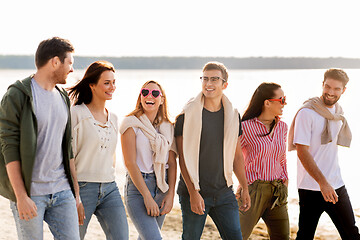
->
[0, 75, 74, 202]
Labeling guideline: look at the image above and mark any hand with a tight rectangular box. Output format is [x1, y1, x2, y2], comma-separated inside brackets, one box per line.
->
[16, 195, 37, 221]
[144, 195, 160, 217]
[235, 185, 242, 200]
[160, 192, 174, 215]
[320, 181, 338, 204]
[77, 202, 85, 225]
[189, 191, 205, 215]
[238, 188, 251, 212]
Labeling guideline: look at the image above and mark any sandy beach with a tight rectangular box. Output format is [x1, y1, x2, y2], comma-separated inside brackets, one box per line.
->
[1, 175, 359, 240]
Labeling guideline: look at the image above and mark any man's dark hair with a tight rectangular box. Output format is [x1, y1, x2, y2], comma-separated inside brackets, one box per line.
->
[35, 37, 74, 69]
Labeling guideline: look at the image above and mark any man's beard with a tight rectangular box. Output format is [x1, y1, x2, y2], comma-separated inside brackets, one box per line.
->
[322, 94, 340, 106]
[52, 70, 67, 85]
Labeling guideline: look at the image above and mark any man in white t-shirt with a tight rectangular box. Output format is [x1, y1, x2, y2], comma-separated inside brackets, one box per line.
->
[291, 69, 360, 239]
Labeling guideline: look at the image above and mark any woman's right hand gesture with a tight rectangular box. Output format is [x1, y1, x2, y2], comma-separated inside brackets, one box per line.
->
[144, 194, 160, 217]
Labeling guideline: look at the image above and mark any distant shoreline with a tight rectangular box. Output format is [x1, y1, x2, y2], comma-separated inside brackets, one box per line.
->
[1, 55, 360, 70]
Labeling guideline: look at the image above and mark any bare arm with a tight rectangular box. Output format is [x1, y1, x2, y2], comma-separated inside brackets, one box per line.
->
[296, 144, 338, 203]
[6, 161, 37, 220]
[121, 128, 160, 216]
[166, 151, 177, 194]
[176, 136, 205, 215]
[69, 159, 80, 203]
[160, 150, 177, 215]
[69, 158, 85, 225]
[233, 137, 250, 211]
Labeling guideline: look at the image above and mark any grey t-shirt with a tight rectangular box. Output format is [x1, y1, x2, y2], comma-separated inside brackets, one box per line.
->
[30, 79, 70, 196]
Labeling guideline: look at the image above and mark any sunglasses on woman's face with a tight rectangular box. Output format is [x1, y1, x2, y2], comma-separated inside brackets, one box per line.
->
[140, 88, 162, 98]
[268, 96, 286, 105]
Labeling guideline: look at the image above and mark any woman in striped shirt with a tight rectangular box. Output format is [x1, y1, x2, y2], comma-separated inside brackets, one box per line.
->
[237, 82, 289, 240]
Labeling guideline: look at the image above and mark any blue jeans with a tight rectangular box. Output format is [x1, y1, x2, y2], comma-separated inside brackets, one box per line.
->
[296, 186, 360, 240]
[79, 181, 128, 240]
[179, 188, 242, 240]
[10, 189, 80, 240]
[125, 173, 167, 240]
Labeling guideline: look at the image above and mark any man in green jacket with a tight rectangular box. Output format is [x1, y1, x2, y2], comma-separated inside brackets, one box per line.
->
[0, 37, 80, 239]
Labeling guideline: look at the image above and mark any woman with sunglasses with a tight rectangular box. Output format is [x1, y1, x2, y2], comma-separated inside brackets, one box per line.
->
[237, 82, 289, 239]
[120, 80, 177, 240]
[68, 61, 129, 239]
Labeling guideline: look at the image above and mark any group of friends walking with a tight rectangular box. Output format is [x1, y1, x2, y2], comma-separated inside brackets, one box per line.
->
[0, 37, 359, 240]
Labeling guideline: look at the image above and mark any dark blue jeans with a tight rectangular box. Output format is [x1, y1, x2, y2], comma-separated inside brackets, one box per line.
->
[296, 186, 360, 240]
[179, 189, 242, 240]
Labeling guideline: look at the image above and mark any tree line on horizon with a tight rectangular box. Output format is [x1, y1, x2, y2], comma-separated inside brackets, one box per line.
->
[1, 55, 360, 70]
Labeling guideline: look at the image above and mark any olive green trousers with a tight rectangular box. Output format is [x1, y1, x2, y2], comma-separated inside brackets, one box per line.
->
[238, 180, 289, 240]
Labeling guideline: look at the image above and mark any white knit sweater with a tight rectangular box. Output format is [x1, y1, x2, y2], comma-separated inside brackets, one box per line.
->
[71, 103, 118, 182]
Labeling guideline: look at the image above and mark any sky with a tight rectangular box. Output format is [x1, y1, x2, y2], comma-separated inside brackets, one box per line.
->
[1, 0, 360, 58]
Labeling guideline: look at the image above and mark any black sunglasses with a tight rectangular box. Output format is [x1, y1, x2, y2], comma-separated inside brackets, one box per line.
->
[140, 88, 162, 98]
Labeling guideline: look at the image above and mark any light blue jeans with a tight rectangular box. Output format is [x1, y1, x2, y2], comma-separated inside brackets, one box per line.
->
[10, 189, 80, 240]
[78, 181, 128, 240]
[125, 173, 167, 240]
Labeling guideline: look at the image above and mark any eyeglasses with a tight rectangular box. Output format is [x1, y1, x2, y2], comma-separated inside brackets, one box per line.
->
[268, 96, 286, 105]
[200, 76, 226, 83]
[140, 88, 162, 98]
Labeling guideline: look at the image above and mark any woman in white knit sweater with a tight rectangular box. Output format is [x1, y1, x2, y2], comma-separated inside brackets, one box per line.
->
[68, 61, 128, 240]
[120, 80, 177, 240]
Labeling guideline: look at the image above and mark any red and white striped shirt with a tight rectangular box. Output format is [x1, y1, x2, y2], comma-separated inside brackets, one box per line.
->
[241, 118, 288, 185]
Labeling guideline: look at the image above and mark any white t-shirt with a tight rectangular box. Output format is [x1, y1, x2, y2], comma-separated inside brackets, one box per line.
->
[293, 107, 344, 191]
[133, 127, 169, 173]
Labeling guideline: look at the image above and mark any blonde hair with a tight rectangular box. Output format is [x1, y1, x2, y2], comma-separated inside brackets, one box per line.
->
[127, 80, 171, 126]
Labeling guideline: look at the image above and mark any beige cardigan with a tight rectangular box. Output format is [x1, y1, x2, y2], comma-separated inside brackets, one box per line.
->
[71, 104, 118, 182]
[182, 92, 239, 191]
[120, 114, 176, 193]
[288, 97, 352, 151]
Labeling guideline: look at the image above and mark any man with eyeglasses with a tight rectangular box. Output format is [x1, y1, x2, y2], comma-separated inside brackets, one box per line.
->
[174, 61, 250, 239]
[289, 68, 360, 239]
